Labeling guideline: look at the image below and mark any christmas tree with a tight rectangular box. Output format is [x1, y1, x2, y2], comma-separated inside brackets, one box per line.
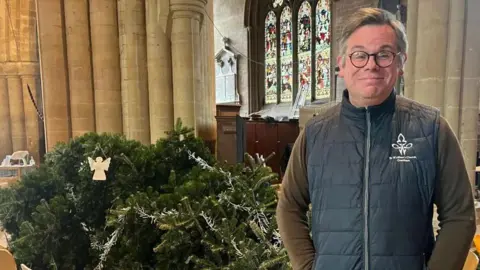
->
[0, 120, 213, 269]
[0, 119, 291, 269]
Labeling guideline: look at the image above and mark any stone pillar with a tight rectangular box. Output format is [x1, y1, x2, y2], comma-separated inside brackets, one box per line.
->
[0, 77, 12, 158]
[403, 0, 417, 99]
[199, 0, 216, 151]
[411, 0, 449, 112]
[146, 0, 173, 142]
[207, 0, 216, 149]
[89, 0, 123, 134]
[196, 2, 207, 140]
[170, 0, 206, 131]
[36, 0, 71, 150]
[20, 0, 38, 62]
[118, 0, 150, 144]
[7, 0, 19, 61]
[64, 0, 95, 137]
[20, 0, 41, 161]
[442, 0, 465, 136]
[21, 75, 40, 163]
[0, 2, 11, 159]
[0, 1, 7, 63]
[158, 0, 171, 32]
[7, 75, 26, 151]
[460, 0, 480, 186]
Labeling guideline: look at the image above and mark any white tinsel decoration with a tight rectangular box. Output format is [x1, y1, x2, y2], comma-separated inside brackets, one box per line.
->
[93, 214, 125, 270]
[187, 150, 282, 244]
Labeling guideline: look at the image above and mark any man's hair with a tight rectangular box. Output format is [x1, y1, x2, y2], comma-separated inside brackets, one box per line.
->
[338, 8, 407, 65]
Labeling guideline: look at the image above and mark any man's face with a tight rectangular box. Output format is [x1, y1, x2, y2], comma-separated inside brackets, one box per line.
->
[337, 24, 406, 106]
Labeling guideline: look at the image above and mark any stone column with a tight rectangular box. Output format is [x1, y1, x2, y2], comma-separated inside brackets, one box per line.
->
[64, 0, 95, 137]
[197, 0, 216, 151]
[170, 0, 206, 131]
[403, 0, 417, 99]
[206, 0, 216, 149]
[196, 3, 207, 140]
[0, 77, 12, 158]
[21, 75, 40, 163]
[89, 0, 123, 134]
[36, 0, 71, 150]
[7, 0, 19, 61]
[118, 0, 150, 144]
[7, 75, 26, 151]
[20, 0, 38, 62]
[0, 1, 7, 63]
[158, 0, 170, 32]
[442, 0, 466, 136]
[0, 1, 11, 159]
[146, 0, 173, 142]
[411, 0, 449, 112]
[460, 0, 480, 186]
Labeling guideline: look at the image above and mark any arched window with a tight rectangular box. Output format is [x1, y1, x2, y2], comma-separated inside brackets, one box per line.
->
[262, 0, 332, 106]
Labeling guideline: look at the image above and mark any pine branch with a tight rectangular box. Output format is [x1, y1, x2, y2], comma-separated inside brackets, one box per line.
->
[258, 254, 290, 270]
[181, 197, 204, 234]
[118, 153, 138, 175]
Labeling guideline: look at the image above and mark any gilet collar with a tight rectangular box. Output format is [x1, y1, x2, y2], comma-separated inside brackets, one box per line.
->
[341, 89, 396, 120]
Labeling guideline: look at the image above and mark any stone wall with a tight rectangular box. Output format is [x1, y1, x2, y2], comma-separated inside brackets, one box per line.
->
[213, 0, 249, 116]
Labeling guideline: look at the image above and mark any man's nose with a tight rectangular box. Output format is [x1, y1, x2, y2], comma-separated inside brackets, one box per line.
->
[364, 55, 379, 70]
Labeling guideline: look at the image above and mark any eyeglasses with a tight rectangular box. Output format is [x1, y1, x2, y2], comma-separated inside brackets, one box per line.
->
[348, 51, 401, 68]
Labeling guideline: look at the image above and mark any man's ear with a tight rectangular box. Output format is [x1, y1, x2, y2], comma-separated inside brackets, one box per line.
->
[336, 56, 344, 77]
[399, 53, 408, 68]
[398, 53, 407, 76]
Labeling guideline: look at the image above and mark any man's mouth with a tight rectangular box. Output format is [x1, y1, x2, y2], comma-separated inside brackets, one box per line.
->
[360, 77, 383, 80]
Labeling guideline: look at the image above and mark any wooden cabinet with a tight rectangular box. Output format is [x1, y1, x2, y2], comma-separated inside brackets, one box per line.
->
[215, 103, 241, 165]
[237, 118, 299, 178]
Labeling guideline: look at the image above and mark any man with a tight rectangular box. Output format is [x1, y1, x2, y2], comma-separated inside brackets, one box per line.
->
[277, 8, 476, 270]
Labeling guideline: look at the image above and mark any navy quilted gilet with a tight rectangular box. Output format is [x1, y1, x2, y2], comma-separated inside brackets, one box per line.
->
[305, 91, 439, 270]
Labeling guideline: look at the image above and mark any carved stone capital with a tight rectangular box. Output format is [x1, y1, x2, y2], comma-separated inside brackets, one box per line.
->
[0, 62, 40, 76]
[170, 0, 207, 20]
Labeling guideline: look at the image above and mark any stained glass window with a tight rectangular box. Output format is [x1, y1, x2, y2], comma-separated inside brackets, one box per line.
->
[265, 11, 277, 104]
[280, 7, 293, 103]
[297, 1, 312, 101]
[273, 0, 283, 8]
[315, 0, 331, 99]
[261, 0, 332, 107]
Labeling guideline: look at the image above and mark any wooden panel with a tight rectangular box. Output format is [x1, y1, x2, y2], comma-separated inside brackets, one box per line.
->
[255, 122, 278, 171]
[216, 103, 241, 117]
[277, 122, 300, 179]
[240, 119, 299, 177]
[245, 122, 257, 157]
[277, 122, 299, 160]
[216, 116, 237, 164]
[215, 104, 241, 164]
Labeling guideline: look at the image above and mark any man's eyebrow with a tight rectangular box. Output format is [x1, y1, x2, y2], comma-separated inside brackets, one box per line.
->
[349, 44, 396, 53]
[350, 45, 365, 51]
[379, 44, 395, 50]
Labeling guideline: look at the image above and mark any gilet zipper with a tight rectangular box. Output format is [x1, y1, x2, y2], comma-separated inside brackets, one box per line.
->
[364, 109, 371, 270]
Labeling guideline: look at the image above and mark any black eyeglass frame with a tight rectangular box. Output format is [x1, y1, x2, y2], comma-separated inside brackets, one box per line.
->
[348, 51, 402, 68]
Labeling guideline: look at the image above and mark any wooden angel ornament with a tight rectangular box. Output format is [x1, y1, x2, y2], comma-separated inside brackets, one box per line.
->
[88, 156, 111, 181]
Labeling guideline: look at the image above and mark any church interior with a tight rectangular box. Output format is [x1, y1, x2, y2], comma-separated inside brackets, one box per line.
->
[0, 0, 480, 269]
